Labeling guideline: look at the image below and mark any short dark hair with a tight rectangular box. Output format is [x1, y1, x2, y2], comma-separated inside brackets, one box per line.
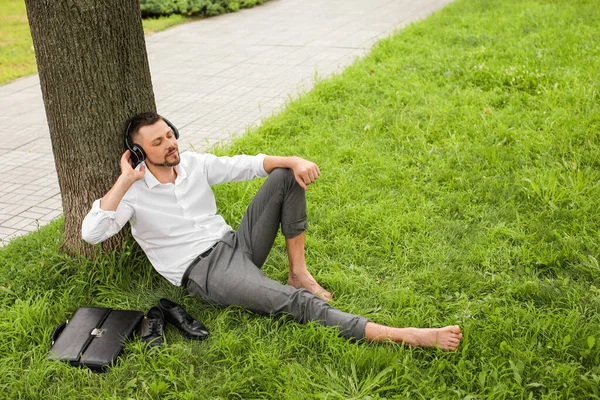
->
[125, 111, 161, 142]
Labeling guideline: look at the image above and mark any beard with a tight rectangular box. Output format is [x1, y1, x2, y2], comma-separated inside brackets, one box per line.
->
[146, 150, 180, 167]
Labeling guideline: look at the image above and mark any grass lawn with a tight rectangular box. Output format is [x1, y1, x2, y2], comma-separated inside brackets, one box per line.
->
[0, 0, 36, 84]
[0, 0, 190, 86]
[2, 0, 600, 398]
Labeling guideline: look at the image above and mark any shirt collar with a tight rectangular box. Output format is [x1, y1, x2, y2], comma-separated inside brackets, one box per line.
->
[139, 161, 187, 189]
[174, 162, 187, 184]
[140, 162, 160, 189]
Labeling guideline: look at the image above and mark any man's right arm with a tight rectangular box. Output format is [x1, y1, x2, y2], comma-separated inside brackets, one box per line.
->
[81, 151, 145, 244]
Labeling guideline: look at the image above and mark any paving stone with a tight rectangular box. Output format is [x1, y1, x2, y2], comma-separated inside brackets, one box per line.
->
[0, 231, 29, 245]
[3, 216, 26, 228]
[19, 210, 46, 219]
[7, 217, 37, 230]
[0, 204, 29, 215]
[40, 210, 62, 222]
[0, 226, 17, 236]
[26, 206, 55, 216]
[20, 223, 40, 232]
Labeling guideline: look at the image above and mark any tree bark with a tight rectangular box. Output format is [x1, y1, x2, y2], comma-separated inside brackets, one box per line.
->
[25, 0, 155, 255]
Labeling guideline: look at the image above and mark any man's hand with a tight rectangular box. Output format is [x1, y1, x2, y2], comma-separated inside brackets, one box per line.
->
[120, 150, 145, 183]
[263, 155, 321, 190]
[290, 156, 320, 190]
[99, 151, 145, 211]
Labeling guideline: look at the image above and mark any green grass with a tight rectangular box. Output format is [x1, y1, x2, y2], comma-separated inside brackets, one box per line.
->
[0, 0, 191, 86]
[142, 14, 190, 35]
[0, 0, 36, 84]
[2, 0, 600, 398]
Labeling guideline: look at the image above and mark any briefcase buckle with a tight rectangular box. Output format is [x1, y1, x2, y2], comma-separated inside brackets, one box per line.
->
[91, 328, 106, 338]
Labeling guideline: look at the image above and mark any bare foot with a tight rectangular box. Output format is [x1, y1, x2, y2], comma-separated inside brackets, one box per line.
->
[288, 269, 333, 301]
[407, 325, 463, 351]
[365, 323, 463, 351]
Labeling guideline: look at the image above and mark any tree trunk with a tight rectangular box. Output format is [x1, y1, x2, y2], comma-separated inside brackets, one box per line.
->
[25, 0, 155, 255]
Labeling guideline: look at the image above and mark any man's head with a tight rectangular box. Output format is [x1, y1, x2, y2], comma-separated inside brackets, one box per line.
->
[124, 112, 180, 168]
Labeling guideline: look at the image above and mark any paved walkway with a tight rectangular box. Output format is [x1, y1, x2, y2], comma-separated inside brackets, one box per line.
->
[0, 0, 453, 245]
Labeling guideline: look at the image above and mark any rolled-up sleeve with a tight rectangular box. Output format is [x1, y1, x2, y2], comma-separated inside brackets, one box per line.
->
[81, 199, 133, 244]
[204, 153, 268, 185]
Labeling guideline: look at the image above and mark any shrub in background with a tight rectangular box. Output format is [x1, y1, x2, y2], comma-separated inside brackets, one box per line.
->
[140, 0, 266, 18]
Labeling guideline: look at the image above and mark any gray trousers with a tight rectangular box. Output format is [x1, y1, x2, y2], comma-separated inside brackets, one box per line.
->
[185, 168, 369, 340]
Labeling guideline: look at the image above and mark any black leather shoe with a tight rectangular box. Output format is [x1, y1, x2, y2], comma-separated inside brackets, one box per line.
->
[158, 298, 209, 340]
[140, 306, 164, 347]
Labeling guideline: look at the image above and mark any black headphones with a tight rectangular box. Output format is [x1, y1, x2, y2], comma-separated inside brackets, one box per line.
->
[124, 116, 180, 167]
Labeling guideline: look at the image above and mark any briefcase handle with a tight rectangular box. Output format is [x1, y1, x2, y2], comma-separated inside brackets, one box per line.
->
[51, 320, 68, 346]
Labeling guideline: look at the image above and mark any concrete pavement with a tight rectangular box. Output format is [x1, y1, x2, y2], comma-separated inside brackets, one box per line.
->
[0, 0, 453, 245]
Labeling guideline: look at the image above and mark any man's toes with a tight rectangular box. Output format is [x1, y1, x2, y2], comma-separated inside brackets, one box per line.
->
[436, 327, 462, 351]
[449, 325, 461, 334]
[442, 342, 457, 350]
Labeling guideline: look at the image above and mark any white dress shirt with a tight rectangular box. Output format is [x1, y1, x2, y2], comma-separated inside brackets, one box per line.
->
[82, 152, 267, 286]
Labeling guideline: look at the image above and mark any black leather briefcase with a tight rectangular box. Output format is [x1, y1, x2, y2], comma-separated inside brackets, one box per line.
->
[49, 307, 144, 372]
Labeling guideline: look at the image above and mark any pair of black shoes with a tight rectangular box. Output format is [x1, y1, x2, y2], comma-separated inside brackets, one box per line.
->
[141, 298, 210, 347]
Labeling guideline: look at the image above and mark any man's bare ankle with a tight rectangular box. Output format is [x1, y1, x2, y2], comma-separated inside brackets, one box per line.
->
[287, 271, 332, 301]
[289, 264, 309, 275]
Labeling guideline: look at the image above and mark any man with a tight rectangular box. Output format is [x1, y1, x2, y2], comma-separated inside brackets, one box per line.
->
[82, 112, 462, 350]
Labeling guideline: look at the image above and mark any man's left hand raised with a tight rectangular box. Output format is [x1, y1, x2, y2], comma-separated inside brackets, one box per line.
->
[290, 156, 320, 190]
[264, 155, 321, 191]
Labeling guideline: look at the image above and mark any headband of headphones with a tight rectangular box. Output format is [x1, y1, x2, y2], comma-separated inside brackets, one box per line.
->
[123, 116, 179, 167]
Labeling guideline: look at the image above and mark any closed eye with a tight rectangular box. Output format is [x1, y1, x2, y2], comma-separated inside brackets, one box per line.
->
[152, 131, 173, 146]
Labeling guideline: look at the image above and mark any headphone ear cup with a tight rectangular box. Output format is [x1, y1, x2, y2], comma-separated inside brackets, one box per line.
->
[131, 144, 146, 165]
[162, 117, 179, 139]
[124, 122, 134, 152]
